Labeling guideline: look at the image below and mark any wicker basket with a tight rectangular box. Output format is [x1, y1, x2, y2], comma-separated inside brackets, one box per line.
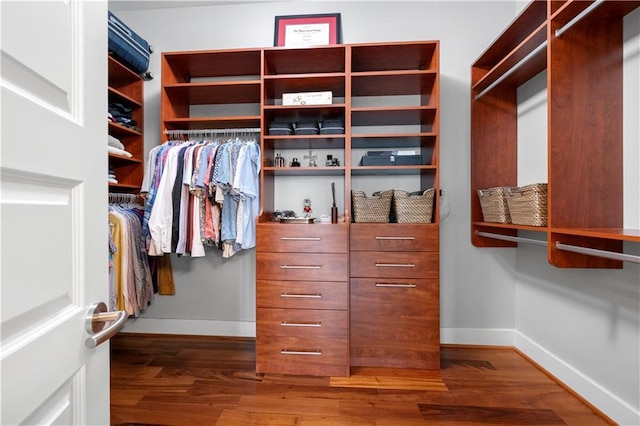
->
[352, 190, 393, 223]
[477, 187, 511, 224]
[505, 183, 548, 226]
[393, 188, 435, 223]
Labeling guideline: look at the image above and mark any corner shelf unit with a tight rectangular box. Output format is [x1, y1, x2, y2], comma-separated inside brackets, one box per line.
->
[108, 56, 145, 193]
[471, 0, 640, 268]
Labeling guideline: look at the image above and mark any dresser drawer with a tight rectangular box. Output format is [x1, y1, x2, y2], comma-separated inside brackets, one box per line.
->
[350, 223, 438, 252]
[350, 251, 438, 278]
[257, 280, 348, 310]
[350, 277, 440, 370]
[350, 277, 439, 318]
[257, 223, 348, 253]
[350, 331, 440, 370]
[257, 308, 347, 338]
[256, 336, 349, 376]
[257, 252, 348, 281]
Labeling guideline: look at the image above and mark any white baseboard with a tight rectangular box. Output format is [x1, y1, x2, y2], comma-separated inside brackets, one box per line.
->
[515, 331, 640, 426]
[118, 321, 638, 425]
[119, 317, 256, 337]
[440, 327, 516, 346]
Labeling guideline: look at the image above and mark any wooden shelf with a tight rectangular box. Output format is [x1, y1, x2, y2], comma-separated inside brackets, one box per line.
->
[552, 228, 640, 243]
[263, 166, 346, 176]
[164, 81, 261, 105]
[163, 117, 261, 130]
[109, 122, 142, 136]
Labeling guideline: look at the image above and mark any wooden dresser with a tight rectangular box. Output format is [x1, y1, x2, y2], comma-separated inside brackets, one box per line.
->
[255, 223, 349, 376]
[350, 223, 440, 370]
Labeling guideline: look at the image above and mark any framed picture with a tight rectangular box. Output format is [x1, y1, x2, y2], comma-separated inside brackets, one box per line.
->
[274, 13, 342, 48]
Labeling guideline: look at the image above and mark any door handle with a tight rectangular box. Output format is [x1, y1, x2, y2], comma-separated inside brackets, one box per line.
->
[84, 302, 128, 348]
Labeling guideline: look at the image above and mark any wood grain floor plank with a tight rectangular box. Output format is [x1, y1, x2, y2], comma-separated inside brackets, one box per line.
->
[215, 410, 300, 426]
[337, 398, 425, 422]
[418, 403, 566, 424]
[111, 404, 222, 426]
[330, 374, 447, 391]
[234, 394, 341, 417]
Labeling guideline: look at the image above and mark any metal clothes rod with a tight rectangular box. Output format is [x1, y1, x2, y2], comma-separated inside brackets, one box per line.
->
[475, 40, 547, 100]
[108, 193, 141, 204]
[555, 0, 604, 38]
[555, 242, 640, 264]
[476, 231, 548, 247]
[164, 128, 261, 138]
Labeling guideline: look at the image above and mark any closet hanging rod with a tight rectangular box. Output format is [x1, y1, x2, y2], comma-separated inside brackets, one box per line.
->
[555, 241, 640, 264]
[555, 0, 604, 38]
[474, 40, 547, 100]
[476, 231, 548, 247]
[108, 193, 141, 204]
[164, 128, 261, 136]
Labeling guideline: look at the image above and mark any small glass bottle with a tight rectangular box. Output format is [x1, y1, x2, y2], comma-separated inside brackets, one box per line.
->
[275, 153, 284, 167]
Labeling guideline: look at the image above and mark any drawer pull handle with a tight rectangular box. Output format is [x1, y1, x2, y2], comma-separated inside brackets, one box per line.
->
[280, 321, 322, 327]
[375, 283, 417, 288]
[280, 237, 322, 241]
[281, 349, 322, 356]
[280, 293, 322, 299]
[374, 236, 416, 240]
[281, 265, 322, 269]
[374, 263, 415, 268]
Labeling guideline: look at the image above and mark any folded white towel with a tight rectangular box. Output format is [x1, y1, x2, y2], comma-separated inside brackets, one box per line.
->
[108, 145, 133, 158]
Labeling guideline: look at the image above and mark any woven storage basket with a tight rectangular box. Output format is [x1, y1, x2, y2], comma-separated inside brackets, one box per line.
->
[505, 183, 548, 226]
[352, 190, 393, 223]
[477, 187, 511, 224]
[393, 188, 435, 223]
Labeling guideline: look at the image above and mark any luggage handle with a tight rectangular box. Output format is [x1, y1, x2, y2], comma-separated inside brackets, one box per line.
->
[109, 16, 132, 37]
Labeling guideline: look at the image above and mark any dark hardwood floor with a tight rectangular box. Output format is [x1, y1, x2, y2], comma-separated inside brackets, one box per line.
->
[110, 333, 612, 425]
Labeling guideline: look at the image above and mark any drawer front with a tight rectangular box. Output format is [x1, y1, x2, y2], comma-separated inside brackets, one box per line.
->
[350, 331, 440, 370]
[257, 223, 348, 253]
[350, 277, 439, 317]
[350, 278, 439, 370]
[256, 336, 349, 376]
[350, 251, 438, 278]
[257, 280, 348, 310]
[350, 223, 438, 252]
[257, 308, 348, 338]
[257, 252, 348, 281]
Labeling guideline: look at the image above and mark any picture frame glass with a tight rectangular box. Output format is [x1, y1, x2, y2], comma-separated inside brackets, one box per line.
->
[274, 14, 341, 47]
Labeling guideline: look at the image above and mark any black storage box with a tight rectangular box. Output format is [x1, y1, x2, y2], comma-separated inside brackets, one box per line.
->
[269, 122, 293, 135]
[360, 154, 423, 166]
[320, 120, 345, 134]
[294, 121, 320, 135]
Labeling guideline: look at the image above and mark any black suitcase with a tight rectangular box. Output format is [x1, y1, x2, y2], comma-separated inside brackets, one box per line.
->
[108, 11, 153, 76]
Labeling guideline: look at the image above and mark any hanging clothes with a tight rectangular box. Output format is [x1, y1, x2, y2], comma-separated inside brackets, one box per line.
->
[108, 195, 154, 316]
[141, 131, 261, 259]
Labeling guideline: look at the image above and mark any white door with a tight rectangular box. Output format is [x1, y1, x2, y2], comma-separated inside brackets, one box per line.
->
[1, 1, 121, 424]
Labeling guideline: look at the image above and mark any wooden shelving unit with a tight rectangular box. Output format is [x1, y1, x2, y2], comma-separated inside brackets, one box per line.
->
[160, 41, 440, 376]
[108, 56, 145, 193]
[471, 0, 640, 268]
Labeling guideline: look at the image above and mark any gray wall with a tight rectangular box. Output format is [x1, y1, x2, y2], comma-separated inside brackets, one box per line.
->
[111, 2, 639, 424]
